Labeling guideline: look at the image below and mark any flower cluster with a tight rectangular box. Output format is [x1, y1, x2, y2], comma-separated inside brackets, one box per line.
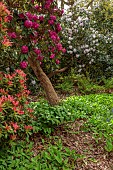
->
[0, 69, 34, 142]
[20, 61, 28, 69]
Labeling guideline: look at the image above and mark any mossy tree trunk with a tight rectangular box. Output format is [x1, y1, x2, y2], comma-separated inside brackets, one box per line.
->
[28, 56, 60, 105]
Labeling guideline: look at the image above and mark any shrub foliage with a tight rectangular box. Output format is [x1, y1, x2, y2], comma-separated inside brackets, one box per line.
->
[0, 69, 34, 142]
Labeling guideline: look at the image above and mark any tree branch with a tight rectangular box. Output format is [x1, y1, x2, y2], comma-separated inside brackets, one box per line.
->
[48, 67, 68, 78]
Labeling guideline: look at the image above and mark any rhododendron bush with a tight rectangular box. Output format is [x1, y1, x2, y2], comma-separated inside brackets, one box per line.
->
[61, 0, 113, 79]
[0, 69, 34, 142]
[4, 0, 65, 68]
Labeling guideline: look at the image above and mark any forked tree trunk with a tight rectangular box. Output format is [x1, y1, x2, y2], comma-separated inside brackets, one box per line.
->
[28, 57, 60, 105]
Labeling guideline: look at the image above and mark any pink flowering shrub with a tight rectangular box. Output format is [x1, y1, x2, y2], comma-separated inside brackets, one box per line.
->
[0, 69, 34, 142]
[5, 0, 66, 70]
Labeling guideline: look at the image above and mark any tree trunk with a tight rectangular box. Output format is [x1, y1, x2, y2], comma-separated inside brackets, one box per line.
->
[28, 57, 60, 105]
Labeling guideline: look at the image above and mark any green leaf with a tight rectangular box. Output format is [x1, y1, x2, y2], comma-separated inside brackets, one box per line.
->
[105, 138, 113, 152]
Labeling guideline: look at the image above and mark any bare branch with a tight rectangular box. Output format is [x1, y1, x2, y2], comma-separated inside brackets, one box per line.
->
[48, 67, 68, 78]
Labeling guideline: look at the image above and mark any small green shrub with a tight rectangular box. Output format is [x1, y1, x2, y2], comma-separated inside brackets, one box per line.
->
[30, 99, 75, 134]
[55, 77, 74, 93]
[55, 73, 108, 95]
[102, 77, 113, 89]
[73, 74, 105, 94]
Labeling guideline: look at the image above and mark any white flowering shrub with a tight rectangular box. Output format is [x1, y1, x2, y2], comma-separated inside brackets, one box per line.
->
[61, 1, 113, 79]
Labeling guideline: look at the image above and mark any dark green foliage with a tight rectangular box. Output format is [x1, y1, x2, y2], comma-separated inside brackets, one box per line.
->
[30, 100, 75, 134]
[64, 94, 113, 151]
[0, 140, 81, 170]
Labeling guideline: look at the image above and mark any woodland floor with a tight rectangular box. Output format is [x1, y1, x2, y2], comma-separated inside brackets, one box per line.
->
[31, 119, 113, 170]
[29, 90, 113, 170]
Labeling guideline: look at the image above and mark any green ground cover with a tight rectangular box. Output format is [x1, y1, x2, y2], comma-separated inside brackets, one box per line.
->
[0, 93, 113, 169]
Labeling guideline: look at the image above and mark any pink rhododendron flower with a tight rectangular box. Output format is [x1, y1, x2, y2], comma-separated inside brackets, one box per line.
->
[50, 53, 55, 59]
[49, 46, 55, 53]
[8, 32, 17, 39]
[18, 13, 25, 19]
[20, 61, 28, 69]
[32, 22, 40, 29]
[21, 45, 28, 54]
[49, 30, 60, 42]
[51, 35, 57, 41]
[34, 4, 39, 10]
[24, 20, 32, 28]
[34, 48, 41, 55]
[45, 4, 50, 9]
[26, 12, 33, 20]
[56, 59, 60, 64]
[34, 5, 42, 12]
[32, 14, 38, 21]
[37, 56, 44, 61]
[61, 9, 64, 14]
[48, 20, 54, 25]
[56, 23, 62, 32]
[50, 15, 56, 20]
[39, 16, 44, 22]
[57, 43, 63, 51]
[62, 48, 66, 53]
[45, 0, 53, 9]
[32, 40, 37, 44]
[7, 15, 13, 22]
